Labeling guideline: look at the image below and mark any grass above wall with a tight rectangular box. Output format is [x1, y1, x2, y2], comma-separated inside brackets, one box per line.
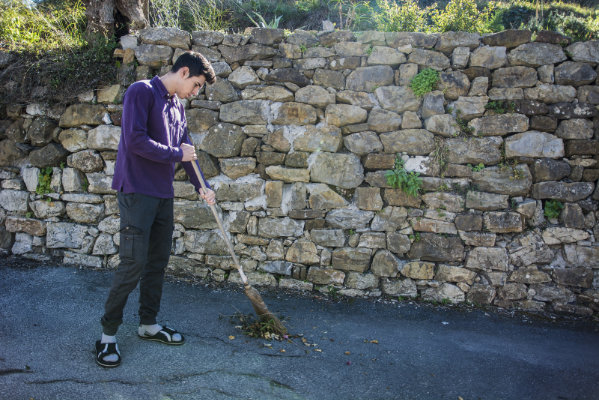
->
[2, 0, 597, 51]
[147, 0, 599, 39]
[0, 0, 118, 104]
[0, 0, 597, 104]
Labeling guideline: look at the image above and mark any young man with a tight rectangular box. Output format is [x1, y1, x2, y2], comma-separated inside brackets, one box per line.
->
[95, 51, 217, 368]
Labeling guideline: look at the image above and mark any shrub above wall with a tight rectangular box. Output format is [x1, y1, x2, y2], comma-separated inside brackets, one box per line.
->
[0, 27, 598, 318]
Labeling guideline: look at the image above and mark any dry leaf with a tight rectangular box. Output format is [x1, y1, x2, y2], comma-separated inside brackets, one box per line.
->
[228, 335, 235, 340]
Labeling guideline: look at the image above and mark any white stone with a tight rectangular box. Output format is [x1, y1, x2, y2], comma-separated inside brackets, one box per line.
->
[63, 251, 103, 268]
[87, 125, 121, 151]
[12, 233, 32, 255]
[22, 167, 40, 192]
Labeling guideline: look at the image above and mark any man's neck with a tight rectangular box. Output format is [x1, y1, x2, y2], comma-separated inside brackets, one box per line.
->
[159, 73, 177, 96]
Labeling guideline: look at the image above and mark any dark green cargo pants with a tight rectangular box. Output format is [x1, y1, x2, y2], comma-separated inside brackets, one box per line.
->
[101, 192, 174, 336]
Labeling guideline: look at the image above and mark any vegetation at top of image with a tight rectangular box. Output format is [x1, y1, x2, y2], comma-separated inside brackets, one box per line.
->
[0, 0, 118, 104]
[150, 0, 233, 31]
[410, 68, 439, 97]
[0, 0, 86, 53]
[247, 11, 283, 28]
[373, 0, 434, 32]
[1, 0, 597, 104]
[2, 0, 597, 54]
[429, 0, 500, 33]
[544, 199, 564, 219]
[385, 154, 422, 198]
[497, 0, 598, 41]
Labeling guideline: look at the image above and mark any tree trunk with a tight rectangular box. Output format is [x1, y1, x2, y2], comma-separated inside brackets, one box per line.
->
[85, 0, 116, 40]
[85, 0, 148, 42]
[115, 0, 149, 31]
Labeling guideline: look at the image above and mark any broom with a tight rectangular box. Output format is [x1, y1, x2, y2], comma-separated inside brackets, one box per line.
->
[187, 152, 287, 335]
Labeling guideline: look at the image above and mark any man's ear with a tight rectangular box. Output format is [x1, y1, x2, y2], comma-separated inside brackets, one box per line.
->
[179, 66, 190, 79]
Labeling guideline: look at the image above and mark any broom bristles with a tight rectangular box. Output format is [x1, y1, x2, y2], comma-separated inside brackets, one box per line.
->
[244, 285, 287, 335]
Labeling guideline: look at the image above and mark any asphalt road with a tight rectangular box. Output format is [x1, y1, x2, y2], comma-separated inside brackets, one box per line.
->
[1, 259, 598, 400]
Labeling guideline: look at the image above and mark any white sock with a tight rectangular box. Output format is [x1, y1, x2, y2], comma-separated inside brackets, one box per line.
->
[101, 333, 116, 343]
[100, 334, 118, 362]
[139, 323, 162, 335]
[139, 324, 181, 342]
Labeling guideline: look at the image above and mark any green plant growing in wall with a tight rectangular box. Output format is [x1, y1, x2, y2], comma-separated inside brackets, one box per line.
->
[509, 161, 524, 180]
[386, 155, 422, 198]
[81, 175, 89, 192]
[438, 183, 450, 192]
[468, 163, 485, 172]
[511, 198, 518, 210]
[327, 285, 340, 300]
[36, 167, 53, 195]
[409, 232, 421, 242]
[455, 110, 474, 135]
[410, 68, 439, 97]
[431, 138, 449, 177]
[485, 100, 515, 114]
[544, 199, 564, 219]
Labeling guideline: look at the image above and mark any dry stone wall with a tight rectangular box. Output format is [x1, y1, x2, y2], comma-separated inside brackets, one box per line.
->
[1, 28, 599, 317]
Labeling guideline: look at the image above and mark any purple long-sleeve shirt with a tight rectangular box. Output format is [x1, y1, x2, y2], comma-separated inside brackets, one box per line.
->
[112, 76, 210, 198]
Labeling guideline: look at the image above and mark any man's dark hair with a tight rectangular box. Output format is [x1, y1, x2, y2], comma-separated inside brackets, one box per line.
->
[172, 51, 216, 84]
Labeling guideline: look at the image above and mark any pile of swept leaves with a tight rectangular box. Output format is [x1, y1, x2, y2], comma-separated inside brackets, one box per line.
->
[230, 312, 289, 340]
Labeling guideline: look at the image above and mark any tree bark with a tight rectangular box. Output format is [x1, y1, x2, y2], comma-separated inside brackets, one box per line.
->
[85, 0, 116, 39]
[115, 0, 149, 31]
[85, 0, 148, 42]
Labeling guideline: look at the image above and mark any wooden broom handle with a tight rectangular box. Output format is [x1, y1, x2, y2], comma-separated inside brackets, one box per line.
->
[187, 152, 249, 286]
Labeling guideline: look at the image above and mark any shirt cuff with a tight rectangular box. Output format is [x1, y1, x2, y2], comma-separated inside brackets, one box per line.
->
[173, 147, 184, 162]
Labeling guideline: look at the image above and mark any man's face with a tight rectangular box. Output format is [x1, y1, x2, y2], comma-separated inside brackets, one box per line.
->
[178, 68, 206, 99]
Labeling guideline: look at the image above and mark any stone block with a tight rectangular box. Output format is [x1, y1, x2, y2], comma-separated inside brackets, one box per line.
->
[331, 248, 372, 272]
[371, 249, 400, 277]
[553, 268, 593, 288]
[435, 265, 476, 284]
[400, 261, 434, 280]
[455, 214, 483, 231]
[466, 247, 508, 271]
[407, 233, 464, 262]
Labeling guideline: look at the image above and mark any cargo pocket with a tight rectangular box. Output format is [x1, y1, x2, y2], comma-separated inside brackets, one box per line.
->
[120, 225, 143, 261]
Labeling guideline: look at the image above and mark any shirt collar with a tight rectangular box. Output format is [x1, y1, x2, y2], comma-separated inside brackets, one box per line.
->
[151, 76, 172, 99]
